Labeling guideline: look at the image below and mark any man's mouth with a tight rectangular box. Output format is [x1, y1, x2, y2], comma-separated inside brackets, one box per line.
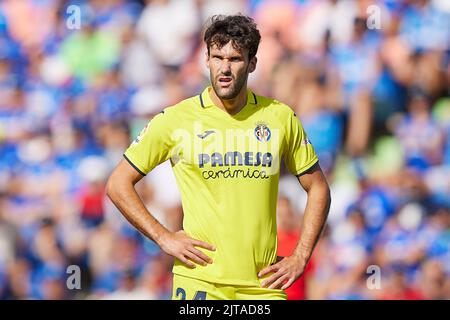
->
[218, 77, 232, 87]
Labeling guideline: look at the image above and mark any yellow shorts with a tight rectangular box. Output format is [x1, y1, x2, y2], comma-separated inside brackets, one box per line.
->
[172, 274, 287, 300]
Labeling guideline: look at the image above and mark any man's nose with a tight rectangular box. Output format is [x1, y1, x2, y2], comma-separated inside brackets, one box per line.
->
[220, 60, 231, 74]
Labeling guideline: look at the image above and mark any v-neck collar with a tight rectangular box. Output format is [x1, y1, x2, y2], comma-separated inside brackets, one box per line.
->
[199, 86, 258, 119]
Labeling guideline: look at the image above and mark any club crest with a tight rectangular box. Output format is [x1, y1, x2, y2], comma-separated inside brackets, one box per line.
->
[254, 122, 271, 142]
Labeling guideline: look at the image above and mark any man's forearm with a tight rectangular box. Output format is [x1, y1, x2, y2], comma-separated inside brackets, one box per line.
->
[106, 179, 169, 245]
[292, 183, 330, 265]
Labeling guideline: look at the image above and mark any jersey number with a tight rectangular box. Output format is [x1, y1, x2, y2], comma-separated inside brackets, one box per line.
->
[176, 288, 207, 300]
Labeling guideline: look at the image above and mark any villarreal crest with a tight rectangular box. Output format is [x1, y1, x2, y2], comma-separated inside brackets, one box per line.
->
[254, 122, 271, 142]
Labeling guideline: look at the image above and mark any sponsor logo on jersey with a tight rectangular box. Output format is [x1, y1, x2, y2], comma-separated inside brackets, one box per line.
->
[198, 151, 273, 168]
[197, 130, 215, 139]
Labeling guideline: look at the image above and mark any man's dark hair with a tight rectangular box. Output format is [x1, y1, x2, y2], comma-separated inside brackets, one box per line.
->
[204, 15, 261, 60]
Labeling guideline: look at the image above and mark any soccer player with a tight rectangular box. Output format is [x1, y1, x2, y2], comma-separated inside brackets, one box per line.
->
[106, 14, 331, 300]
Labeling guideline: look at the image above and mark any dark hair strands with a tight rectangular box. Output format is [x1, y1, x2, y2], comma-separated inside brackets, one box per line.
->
[204, 14, 261, 60]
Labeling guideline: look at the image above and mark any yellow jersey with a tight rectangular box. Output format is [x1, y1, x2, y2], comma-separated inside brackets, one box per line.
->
[124, 86, 318, 286]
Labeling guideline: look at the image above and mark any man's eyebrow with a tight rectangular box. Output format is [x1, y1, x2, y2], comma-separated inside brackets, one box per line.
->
[210, 52, 244, 59]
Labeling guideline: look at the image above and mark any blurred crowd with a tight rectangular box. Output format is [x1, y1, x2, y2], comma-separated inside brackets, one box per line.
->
[0, 0, 449, 300]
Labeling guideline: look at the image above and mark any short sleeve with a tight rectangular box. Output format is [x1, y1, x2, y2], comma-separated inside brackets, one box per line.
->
[124, 111, 174, 175]
[283, 111, 319, 176]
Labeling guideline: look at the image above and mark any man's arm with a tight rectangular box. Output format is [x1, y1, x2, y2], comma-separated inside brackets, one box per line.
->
[259, 163, 331, 289]
[106, 159, 215, 268]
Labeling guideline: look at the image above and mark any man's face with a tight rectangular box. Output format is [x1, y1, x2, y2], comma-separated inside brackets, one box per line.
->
[206, 41, 256, 100]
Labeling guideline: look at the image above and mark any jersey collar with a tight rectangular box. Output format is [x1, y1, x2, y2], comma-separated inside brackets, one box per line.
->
[199, 86, 258, 109]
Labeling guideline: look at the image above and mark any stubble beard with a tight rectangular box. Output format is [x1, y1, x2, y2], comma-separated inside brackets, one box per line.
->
[210, 69, 248, 101]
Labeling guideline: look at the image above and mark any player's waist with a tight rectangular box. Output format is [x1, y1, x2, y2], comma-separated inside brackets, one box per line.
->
[172, 236, 277, 286]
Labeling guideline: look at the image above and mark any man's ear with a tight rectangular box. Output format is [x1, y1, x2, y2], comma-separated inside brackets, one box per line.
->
[248, 57, 257, 73]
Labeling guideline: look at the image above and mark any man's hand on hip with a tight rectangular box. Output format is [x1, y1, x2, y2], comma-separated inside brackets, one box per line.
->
[258, 255, 306, 290]
[159, 230, 216, 268]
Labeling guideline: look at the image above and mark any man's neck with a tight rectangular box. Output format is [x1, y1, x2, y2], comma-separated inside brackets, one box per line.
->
[209, 85, 248, 115]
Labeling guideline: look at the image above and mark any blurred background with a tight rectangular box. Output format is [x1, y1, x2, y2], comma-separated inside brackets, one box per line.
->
[0, 0, 449, 300]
